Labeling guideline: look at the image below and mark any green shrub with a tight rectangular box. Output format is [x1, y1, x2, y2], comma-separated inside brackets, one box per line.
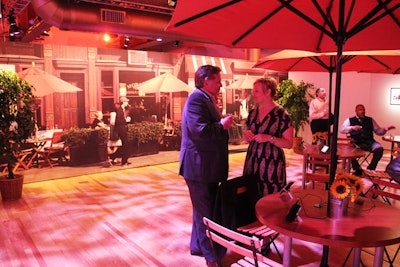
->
[127, 122, 164, 144]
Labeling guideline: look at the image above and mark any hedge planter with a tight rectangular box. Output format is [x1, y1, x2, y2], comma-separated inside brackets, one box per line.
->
[129, 139, 159, 157]
[69, 143, 108, 166]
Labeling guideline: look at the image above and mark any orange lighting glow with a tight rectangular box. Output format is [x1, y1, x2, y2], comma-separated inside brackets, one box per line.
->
[103, 34, 111, 42]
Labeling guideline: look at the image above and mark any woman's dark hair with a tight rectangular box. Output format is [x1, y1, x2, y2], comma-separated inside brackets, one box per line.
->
[195, 65, 221, 89]
[254, 77, 277, 97]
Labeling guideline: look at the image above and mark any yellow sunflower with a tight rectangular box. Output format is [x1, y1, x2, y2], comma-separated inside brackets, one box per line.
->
[330, 179, 351, 199]
[331, 172, 364, 201]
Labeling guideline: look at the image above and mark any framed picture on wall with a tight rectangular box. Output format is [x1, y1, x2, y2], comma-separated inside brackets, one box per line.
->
[390, 88, 400, 105]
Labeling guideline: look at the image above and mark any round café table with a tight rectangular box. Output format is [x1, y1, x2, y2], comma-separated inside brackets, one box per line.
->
[382, 135, 400, 161]
[255, 189, 400, 267]
[302, 144, 367, 173]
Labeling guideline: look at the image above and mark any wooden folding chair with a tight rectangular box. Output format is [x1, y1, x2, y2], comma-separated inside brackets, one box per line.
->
[38, 131, 67, 168]
[369, 178, 400, 266]
[203, 217, 283, 267]
[302, 151, 331, 189]
[214, 175, 282, 259]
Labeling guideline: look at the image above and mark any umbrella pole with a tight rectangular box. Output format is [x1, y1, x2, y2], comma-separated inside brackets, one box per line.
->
[327, 0, 345, 224]
[327, 67, 333, 146]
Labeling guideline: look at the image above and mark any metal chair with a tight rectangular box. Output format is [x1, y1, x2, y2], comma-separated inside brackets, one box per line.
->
[203, 217, 283, 267]
[369, 178, 400, 267]
[213, 175, 282, 259]
[302, 151, 332, 189]
[38, 131, 67, 167]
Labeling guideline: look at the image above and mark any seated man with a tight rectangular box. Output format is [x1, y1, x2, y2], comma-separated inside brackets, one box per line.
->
[340, 104, 395, 176]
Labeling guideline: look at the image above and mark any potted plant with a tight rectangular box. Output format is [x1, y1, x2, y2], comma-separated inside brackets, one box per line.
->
[127, 122, 164, 156]
[276, 79, 314, 150]
[0, 70, 35, 200]
[62, 127, 109, 165]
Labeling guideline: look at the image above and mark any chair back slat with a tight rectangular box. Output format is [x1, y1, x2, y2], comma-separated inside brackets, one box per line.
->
[370, 178, 400, 202]
[303, 151, 332, 189]
[203, 217, 283, 267]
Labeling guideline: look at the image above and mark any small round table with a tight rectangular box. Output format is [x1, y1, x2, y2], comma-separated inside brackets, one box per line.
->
[256, 189, 400, 267]
[382, 135, 400, 160]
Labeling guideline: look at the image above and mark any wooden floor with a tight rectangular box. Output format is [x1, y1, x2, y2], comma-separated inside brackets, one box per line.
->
[0, 149, 399, 267]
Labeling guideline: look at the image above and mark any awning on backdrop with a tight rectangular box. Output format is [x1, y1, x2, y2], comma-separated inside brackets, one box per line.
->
[184, 55, 232, 78]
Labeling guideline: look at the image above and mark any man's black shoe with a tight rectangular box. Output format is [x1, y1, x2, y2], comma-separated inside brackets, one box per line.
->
[190, 250, 203, 257]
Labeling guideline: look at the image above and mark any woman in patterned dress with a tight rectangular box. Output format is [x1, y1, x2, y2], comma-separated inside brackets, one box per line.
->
[243, 77, 293, 196]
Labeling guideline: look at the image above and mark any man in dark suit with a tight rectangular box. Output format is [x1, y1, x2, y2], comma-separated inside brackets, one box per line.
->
[110, 97, 131, 166]
[179, 65, 234, 267]
[340, 104, 395, 175]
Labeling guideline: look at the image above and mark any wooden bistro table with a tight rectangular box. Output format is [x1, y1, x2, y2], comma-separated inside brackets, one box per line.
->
[25, 138, 50, 168]
[382, 135, 400, 161]
[303, 144, 367, 173]
[256, 189, 400, 267]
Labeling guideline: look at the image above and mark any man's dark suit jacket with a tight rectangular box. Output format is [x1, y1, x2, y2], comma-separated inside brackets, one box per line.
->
[179, 89, 229, 183]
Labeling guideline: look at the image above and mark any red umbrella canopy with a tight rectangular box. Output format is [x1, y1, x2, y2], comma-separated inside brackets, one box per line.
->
[166, 1, 400, 52]
[254, 50, 400, 74]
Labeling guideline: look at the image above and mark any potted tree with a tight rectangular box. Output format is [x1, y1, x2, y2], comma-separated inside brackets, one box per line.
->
[0, 70, 35, 200]
[276, 79, 314, 151]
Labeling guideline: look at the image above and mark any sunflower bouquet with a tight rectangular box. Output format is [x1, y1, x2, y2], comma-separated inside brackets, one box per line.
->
[330, 172, 364, 202]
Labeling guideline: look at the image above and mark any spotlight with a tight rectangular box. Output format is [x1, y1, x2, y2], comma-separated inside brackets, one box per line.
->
[103, 33, 111, 42]
[123, 36, 130, 49]
[168, 0, 177, 7]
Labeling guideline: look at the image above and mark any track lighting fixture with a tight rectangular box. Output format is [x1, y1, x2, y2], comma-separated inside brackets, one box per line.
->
[7, 9, 20, 41]
[123, 36, 130, 49]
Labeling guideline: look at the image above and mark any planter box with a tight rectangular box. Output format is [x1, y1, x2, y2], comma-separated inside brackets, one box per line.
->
[128, 140, 159, 157]
[69, 143, 108, 166]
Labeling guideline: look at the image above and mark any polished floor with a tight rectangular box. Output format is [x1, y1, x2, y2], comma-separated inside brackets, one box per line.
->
[0, 148, 398, 267]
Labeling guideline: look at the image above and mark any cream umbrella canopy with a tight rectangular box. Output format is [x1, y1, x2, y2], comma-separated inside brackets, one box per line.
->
[135, 72, 193, 94]
[136, 72, 192, 125]
[18, 64, 82, 97]
[226, 73, 259, 90]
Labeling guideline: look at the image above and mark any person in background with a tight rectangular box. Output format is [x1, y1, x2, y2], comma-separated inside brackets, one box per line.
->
[340, 104, 395, 175]
[179, 65, 234, 267]
[243, 77, 293, 196]
[91, 111, 106, 129]
[309, 87, 330, 144]
[109, 97, 131, 166]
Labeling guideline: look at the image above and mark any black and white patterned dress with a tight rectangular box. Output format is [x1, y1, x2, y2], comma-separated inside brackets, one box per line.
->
[243, 105, 292, 196]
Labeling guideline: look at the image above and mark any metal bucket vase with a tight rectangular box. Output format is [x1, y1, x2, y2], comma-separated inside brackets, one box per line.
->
[0, 174, 24, 201]
[328, 193, 350, 219]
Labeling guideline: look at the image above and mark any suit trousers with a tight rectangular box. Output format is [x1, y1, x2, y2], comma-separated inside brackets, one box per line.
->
[185, 179, 225, 262]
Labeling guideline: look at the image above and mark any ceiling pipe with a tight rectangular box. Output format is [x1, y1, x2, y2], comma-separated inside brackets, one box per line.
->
[30, 0, 211, 44]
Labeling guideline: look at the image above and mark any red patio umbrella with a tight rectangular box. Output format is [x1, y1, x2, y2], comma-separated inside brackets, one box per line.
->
[166, 0, 400, 191]
[254, 49, 400, 145]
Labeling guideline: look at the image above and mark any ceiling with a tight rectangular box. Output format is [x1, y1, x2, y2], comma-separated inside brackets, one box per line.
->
[0, 0, 256, 59]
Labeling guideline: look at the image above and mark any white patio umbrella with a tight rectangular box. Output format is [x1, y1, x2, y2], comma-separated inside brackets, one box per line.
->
[18, 64, 82, 97]
[226, 73, 259, 90]
[135, 72, 193, 94]
[136, 72, 192, 125]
